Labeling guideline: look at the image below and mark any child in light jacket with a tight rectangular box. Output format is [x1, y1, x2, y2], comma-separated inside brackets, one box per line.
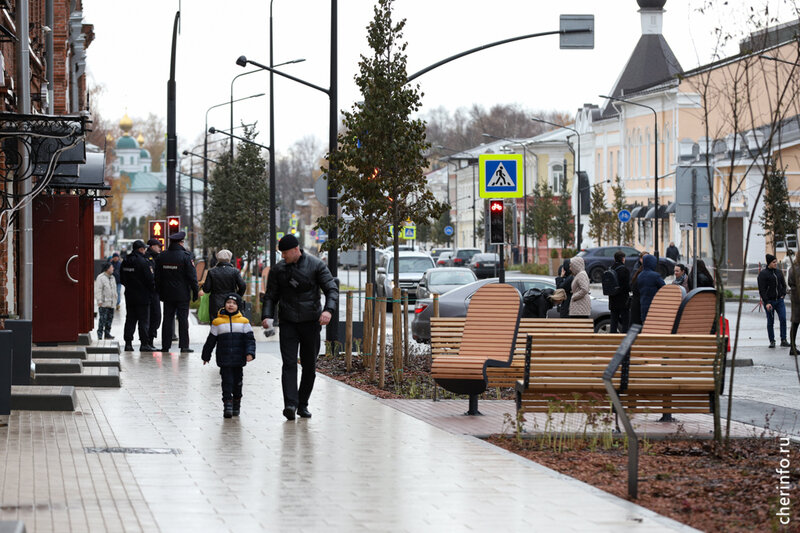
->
[94, 262, 117, 340]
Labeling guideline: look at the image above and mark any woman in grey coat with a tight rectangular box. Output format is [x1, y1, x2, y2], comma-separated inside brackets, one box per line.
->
[569, 256, 591, 318]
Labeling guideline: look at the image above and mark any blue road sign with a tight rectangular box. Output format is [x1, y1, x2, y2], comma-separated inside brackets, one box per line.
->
[618, 209, 632, 223]
[479, 154, 523, 198]
[444, 225, 454, 236]
[697, 222, 709, 228]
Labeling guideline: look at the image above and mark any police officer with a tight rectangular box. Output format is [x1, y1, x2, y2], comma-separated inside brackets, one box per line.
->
[261, 234, 338, 420]
[155, 231, 199, 353]
[144, 238, 163, 347]
[120, 240, 157, 352]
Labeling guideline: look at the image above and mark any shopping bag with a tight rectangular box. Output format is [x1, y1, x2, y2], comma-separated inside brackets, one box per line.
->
[197, 293, 210, 323]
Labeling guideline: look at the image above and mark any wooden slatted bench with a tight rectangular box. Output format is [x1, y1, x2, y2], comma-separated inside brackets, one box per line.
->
[431, 284, 521, 415]
[431, 317, 594, 389]
[641, 284, 685, 334]
[673, 287, 717, 334]
[515, 332, 724, 417]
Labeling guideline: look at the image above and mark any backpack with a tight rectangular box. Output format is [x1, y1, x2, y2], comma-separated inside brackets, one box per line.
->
[602, 266, 620, 296]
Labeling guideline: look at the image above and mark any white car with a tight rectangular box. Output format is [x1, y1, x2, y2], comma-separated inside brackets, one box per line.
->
[375, 251, 436, 310]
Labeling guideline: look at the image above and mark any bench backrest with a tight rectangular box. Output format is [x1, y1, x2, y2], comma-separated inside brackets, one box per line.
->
[641, 284, 685, 334]
[431, 317, 593, 359]
[673, 287, 717, 334]
[458, 283, 521, 364]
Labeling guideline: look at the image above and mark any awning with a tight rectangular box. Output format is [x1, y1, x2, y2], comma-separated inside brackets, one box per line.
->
[644, 204, 669, 219]
[630, 206, 646, 218]
[49, 151, 108, 190]
[665, 201, 676, 214]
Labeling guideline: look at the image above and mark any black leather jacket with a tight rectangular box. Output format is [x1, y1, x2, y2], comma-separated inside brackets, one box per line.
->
[155, 242, 199, 302]
[203, 262, 246, 317]
[261, 251, 338, 323]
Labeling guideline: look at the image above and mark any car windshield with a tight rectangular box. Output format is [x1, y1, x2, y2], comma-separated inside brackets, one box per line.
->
[389, 257, 434, 273]
[577, 251, 588, 257]
[429, 271, 475, 285]
[457, 249, 479, 259]
[473, 254, 498, 262]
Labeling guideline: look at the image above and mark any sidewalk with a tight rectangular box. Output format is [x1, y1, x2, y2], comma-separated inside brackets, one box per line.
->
[0, 309, 703, 532]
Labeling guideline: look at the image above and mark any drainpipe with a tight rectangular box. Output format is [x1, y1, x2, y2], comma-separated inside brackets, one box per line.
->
[69, 10, 85, 112]
[45, 0, 53, 114]
[16, 0, 31, 319]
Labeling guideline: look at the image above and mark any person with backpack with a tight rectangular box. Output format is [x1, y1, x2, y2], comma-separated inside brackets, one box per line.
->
[605, 250, 631, 333]
[637, 254, 665, 322]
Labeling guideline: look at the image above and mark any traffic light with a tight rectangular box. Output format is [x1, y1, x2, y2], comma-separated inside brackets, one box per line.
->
[167, 215, 181, 237]
[489, 200, 504, 245]
[149, 220, 166, 248]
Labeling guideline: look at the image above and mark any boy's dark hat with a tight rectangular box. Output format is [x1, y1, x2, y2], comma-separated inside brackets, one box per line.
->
[101, 262, 112, 271]
[147, 238, 162, 246]
[224, 293, 242, 307]
[278, 234, 299, 251]
[169, 231, 186, 241]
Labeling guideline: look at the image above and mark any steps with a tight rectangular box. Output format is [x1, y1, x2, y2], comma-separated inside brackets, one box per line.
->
[10, 385, 77, 411]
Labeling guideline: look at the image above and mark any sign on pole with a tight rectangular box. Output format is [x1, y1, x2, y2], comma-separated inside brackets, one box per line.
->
[676, 165, 712, 226]
[443, 225, 454, 236]
[618, 209, 632, 223]
[479, 154, 523, 199]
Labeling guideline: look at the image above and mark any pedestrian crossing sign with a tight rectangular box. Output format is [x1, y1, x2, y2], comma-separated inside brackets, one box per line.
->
[479, 154, 523, 198]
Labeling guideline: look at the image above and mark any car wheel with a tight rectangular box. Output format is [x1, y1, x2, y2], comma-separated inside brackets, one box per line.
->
[595, 318, 611, 334]
[589, 267, 605, 283]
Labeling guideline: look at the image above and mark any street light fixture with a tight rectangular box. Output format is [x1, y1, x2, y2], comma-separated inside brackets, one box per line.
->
[599, 94, 660, 258]
[208, 127, 271, 152]
[229, 58, 305, 160]
[482, 133, 533, 262]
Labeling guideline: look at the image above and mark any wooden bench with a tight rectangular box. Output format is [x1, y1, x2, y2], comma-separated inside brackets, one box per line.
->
[431, 284, 521, 415]
[431, 317, 594, 388]
[673, 287, 717, 334]
[515, 332, 723, 417]
[641, 284, 685, 334]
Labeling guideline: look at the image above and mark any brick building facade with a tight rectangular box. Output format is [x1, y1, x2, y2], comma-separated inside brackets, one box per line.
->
[0, 0, 92, 315]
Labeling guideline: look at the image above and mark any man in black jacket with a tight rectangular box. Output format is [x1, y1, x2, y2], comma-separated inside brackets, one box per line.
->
[203, 249, 246, 318]
[155, 231, 199, 353]
[144, 238, 163, 347]
[120, 240, 157, 352]
[758, 253, 789, 348]
[261, 234, 338, 420]
[608, 250, 631, 333]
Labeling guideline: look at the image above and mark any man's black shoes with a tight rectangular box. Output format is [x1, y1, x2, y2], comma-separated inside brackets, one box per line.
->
[124, 343, 134, 352]
[769, 341, 776, 348]
[780, 340, 791, 347]
[297, 407, 312, 419]
[223, 401, 234, 419]
[140, 345, 156, 352]
[180, 348, 194, 353]
[283, 406, 296, 421]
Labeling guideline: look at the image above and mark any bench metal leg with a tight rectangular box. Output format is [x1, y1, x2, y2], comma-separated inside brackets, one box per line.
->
[466, 394, 482, 416]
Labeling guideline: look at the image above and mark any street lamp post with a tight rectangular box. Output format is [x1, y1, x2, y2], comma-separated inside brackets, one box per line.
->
[208, 127, 271, 152]
[203, 93, 265, 260]
[482, 133, 531, 262]
[599, 94, 659, 258]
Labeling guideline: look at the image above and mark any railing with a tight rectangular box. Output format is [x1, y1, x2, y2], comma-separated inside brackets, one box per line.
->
[601, 323, 642, 499]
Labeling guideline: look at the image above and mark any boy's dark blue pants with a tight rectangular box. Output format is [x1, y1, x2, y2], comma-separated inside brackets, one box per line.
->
[220, 366, 243, 402]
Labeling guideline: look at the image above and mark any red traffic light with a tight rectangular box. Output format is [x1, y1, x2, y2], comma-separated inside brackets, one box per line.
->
[490, 200, 504, 212]
[167, 216, 181, 235]
[148, 220, 166, 247]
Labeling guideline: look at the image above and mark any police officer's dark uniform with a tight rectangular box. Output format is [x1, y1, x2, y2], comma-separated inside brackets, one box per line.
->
[120, 240, 157, 352]
[261, 234, 338, 420]
[144, 238, 163, 346]
[155, 231, 199, 352]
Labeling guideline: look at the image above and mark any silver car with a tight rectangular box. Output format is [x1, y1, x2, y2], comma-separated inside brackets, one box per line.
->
[411, 275, 612, 343]
[416, 267, 477, 299]
[375, 251, 436, 309]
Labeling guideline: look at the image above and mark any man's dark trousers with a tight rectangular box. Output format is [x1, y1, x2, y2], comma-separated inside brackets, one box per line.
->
[124, 303, 150, 344]
[610, 308, 630, 333]
[279, 319, 321, 409]
[148, 293, 161, 345]
[161, 301, 189, 350]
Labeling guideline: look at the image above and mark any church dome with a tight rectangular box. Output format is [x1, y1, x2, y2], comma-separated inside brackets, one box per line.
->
[116, 135, 138, 150]
[637, 0, 666, 8]
[119, 112, 133, 133]
[140, 148, 151, 159]
[137, 133, 145, 146]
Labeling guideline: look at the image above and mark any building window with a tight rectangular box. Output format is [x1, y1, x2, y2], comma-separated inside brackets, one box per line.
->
[551, 163, 564, 193]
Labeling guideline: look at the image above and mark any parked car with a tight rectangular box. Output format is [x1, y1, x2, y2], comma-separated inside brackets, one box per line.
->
[436, 251, 454, 267]
[467, 253, 501, 279]
[375, 251, 436, 308]
[449, 248, 482, 267]
[411, 276, 611, 343]
[577, 246, 676, 283]
[429, 248, 453, 261]
[416, 267, 477, 299]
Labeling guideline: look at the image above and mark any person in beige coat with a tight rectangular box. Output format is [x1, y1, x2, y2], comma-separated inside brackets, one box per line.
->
[95, 262, 117, 339]
[569, 256, 591, 318]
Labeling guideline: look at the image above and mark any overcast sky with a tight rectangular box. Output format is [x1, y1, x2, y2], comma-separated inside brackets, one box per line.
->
[81, 0, 796, 156]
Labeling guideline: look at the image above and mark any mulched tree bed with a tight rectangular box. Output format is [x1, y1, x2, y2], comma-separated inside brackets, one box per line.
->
[487, 435, 800, 532]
